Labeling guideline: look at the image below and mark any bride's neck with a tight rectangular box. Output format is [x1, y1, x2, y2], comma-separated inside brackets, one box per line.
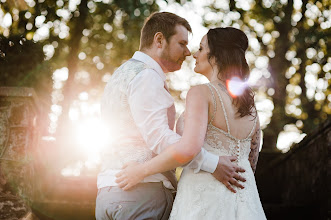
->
[207, 71, 226, 87]
[207, 68, 218, 80]
[210, 79, 226, 88]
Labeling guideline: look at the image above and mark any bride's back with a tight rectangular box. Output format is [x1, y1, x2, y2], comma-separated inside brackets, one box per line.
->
[207, 82, 256, 140]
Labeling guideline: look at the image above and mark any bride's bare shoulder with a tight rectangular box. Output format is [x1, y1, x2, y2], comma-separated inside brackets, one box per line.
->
[187, 84, 211, 96]
[186, 84, 213, 102]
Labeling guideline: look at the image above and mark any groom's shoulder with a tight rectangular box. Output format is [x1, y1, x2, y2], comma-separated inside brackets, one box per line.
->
[134, 66, 163, 82]
[118, 59, 147, 71]
[109, 59, 149, 80]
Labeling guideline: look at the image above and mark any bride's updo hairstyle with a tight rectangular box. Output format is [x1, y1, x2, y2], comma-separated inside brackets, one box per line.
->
[207, 27, 255, 118]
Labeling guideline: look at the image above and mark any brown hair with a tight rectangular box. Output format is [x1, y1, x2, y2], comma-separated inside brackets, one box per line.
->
[139, 12, 192, 50]
[207, 27, 255, 118]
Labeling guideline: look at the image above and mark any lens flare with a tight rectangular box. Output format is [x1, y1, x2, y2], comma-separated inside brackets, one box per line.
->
[75, 117, 111, 155]
[226, 77, 247, 97]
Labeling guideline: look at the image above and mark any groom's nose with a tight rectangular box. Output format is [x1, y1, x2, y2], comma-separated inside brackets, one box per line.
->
[184, 46, 191, 57]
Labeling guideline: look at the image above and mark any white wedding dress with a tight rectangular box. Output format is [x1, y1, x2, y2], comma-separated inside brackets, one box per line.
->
[169, 83, 266, 220]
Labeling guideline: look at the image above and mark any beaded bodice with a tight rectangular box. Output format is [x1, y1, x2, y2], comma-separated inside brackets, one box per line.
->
[177, 83, 257, 163]
[203, 83, 257, 163]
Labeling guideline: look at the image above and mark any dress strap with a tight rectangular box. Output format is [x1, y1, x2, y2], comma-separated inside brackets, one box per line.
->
[209, 83, 231, 134]
[247, 112, 258, 139]
[206, 83, 217, 124]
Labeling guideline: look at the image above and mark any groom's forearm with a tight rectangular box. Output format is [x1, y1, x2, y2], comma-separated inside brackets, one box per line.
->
[143, 141, 197, 176]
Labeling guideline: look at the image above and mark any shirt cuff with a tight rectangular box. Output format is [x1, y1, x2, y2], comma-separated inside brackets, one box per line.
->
[200, 152, 218, 173]
[185, 149, 219, 174]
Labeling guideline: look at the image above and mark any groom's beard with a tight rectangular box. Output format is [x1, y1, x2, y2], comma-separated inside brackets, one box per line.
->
[160, 47, 185, 72]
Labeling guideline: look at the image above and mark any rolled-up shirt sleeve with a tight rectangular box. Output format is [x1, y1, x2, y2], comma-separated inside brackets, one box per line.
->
[128, 69, 218, 173]
[186, 144, 219, 173]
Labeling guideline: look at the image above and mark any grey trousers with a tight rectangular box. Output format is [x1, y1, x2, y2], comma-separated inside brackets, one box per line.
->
[95, 182, 174, 220]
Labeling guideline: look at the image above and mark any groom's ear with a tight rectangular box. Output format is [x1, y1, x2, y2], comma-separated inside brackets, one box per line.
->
[154, 32, 165, 48]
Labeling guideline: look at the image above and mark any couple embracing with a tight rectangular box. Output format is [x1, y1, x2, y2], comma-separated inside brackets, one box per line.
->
[96, 12, 266, 220]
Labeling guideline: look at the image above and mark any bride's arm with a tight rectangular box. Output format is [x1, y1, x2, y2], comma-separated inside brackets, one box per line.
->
[249, 116, 261, 173]
[116, 86, 209, 190]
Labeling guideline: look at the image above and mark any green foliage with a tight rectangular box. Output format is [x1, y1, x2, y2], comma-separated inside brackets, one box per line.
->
[0, 0, 162, 135]
[0, 35, 45, 87]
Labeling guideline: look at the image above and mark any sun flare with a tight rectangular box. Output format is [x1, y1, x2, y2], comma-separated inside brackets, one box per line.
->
[74, 117, 111, 155]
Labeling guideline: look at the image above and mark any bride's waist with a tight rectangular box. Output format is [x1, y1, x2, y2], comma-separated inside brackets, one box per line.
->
[203, 144, 249, 158]
[181, 161, 253, 181]
[204, 148, 249, 159]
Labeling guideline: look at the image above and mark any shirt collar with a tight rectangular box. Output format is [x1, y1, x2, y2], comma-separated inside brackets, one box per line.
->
[132, 51, 166, 82]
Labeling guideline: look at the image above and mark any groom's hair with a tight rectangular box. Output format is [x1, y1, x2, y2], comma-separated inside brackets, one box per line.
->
[139, 12, 191, 50]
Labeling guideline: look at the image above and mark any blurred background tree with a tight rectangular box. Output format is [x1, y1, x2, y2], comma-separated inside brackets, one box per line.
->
[231, 0, 330, 151]
[0, 0, 162, 137]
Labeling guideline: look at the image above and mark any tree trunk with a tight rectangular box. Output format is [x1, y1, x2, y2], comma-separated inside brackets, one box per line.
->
[296, 0, 322, 134]
[262, 0, 294, 151]
[56, 0, 88, 138]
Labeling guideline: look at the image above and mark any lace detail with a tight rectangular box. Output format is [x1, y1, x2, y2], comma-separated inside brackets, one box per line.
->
[169, 83, 265, 220]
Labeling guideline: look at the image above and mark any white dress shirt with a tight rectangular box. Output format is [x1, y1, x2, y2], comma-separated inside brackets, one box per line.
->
[97, 51, 219, 189]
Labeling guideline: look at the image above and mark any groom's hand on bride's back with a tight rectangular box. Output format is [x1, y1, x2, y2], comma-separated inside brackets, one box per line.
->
[212, 156, 246, 193]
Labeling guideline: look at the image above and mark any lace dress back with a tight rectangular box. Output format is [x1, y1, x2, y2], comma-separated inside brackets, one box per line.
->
[169, 83, 266, 220]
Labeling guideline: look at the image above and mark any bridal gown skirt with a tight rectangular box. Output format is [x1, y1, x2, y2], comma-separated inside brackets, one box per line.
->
[169, 160, 266, 220]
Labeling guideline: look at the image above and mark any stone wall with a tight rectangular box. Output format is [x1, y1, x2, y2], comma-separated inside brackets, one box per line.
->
[0, 87, 97, 220]
[256, 118, 330, 219]
[0, 87, 41, 219]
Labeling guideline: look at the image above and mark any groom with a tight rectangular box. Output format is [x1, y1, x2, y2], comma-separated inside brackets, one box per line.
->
[96, 12, 246, 220]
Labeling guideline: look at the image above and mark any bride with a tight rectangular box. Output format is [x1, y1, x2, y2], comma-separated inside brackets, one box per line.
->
[116, 27, 266, 219]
